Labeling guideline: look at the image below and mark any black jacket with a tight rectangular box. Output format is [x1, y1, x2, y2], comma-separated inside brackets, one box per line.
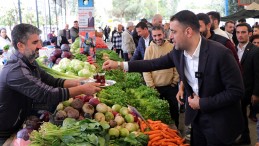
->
[238, 43, 259, 103]
[128, 37, 244, 144]
[0, 51, 69, 137]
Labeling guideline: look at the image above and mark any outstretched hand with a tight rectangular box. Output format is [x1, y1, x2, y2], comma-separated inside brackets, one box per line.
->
[102, 60, 119, 70]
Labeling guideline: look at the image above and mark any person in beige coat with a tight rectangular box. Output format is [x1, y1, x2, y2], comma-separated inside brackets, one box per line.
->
[143, 25, 180, 127]
[122, 22, 136, 61]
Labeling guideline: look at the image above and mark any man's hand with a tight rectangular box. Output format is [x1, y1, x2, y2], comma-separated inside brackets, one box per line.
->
[64, 78, 86, 88]
[81, 82, 101, 95]
[176, 89, 184, 105]
[251, 95, 259, 105]
[102, 60, 119, 70]
[188, 93, 200, 110]
[176, 81, 184, 105]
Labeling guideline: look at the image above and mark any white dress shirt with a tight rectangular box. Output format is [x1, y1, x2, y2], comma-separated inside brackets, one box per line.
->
[143, 35, 150, 48]
[183, 36, 202, 95]
[123, 36, 202, 96]
[214, 27, 229, 39]
[237, 42, 249, 62]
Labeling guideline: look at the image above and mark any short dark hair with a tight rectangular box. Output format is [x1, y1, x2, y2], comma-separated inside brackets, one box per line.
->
[250, 34, 259, 42]
[236, 23, 252, 32]
[238, 18, 246, 23]
[135, 21, 148, 30]
[152, 25, 164, 33]
[207, 11, 221, 22]
[196, 13, 210, 25]
[140, 18, 148, 23]
[74, 20, 78, 23]
[225, 20, 235, 26]
[170, 10, 200, 32]
[11, 23, 42, 50]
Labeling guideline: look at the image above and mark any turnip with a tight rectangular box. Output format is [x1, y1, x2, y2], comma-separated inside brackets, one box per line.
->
[105, 111, 114, 122]
[70, 98, 84, 110]
[55, 110, 67, 120]
[96, 103, 108, 113]
[67, 108, 80, 119]
[119, 128, 129, 137]
[108, 128, 120, 139]
[125, 123, 137, 132]
[124, 114, 134, 123]
[94, 112, 105, 122]
[119, 107, 129, 116]
[82, 103, 95, 115]
[89, 98, 100, 107]
[109, 120, 117, 128]
[114, 115, 125, 125]
[112, 104, 122, 112]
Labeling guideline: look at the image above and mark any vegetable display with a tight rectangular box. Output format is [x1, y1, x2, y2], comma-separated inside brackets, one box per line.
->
[140, 119, 188, 146]
[37, 57, 96, 79]
[29, 118, 108, 146]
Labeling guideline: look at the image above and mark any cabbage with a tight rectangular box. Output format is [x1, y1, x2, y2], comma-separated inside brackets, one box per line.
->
[65, 71, 76, 76]
[52, 65, 65, 73]
[37, 56, 47, 64]
[90, 64, 96, 72]
[78, 69, 92, 78]
[59, 58, 71, 70]
[74, 64, 84, 73]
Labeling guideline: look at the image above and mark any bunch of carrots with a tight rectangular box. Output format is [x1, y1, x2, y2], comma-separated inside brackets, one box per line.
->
[140, 119, 189, 146]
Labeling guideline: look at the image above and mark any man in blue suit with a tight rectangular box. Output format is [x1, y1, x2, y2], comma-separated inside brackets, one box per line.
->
[130, 22, 152, 61]
[103, 10, 244, 146]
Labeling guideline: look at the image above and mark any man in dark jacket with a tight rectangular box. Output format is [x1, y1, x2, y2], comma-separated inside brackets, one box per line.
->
[234, 23, 259, 145]
[0, 23, 101, 145]
[70, 21, 79, 43]
[103, 10, 244, 146]
[196, 13, 241, 69]
[130, 22, 152, 61]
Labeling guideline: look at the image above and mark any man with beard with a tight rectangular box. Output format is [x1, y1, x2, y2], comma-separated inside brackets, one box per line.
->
[207, 11, 229, 39]
[143, 25, 179, 127]
[0, 24, 101, 145]
[196, 13, 240, 68]
[103, 10, 244, 145]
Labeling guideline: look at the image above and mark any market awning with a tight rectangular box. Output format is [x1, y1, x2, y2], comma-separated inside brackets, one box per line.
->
[221, 2, 259, 21]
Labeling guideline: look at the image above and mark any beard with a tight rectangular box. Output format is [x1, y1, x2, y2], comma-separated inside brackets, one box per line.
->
[154, 38, 164, 46]
[24, 48, 38, 63]
[201, 27, 208, 38]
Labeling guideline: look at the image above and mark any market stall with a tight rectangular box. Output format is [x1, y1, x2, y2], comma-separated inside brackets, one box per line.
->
[6, 44, 188, 146]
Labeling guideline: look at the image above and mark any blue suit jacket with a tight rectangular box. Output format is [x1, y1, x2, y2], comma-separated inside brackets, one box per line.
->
[130, 34, 153, 61]
[128, 37, 244, 144]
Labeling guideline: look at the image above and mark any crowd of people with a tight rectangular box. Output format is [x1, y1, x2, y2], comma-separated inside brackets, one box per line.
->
[0, 8, 259, 146]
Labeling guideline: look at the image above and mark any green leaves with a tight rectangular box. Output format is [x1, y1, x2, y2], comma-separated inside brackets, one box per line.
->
[30, 118, 108, 146]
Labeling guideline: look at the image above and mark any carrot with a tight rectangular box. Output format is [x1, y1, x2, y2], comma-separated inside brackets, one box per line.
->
[148, 135, 163, 143]
[161, 131, 172, 139]
[165, 127, 178, 133]
[162, 130, 177, 138]
[147, 141, 152, 146]
[149, 133, 163, 139]
[159, 139, 178, 143]
[144, 130, 161, 135]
